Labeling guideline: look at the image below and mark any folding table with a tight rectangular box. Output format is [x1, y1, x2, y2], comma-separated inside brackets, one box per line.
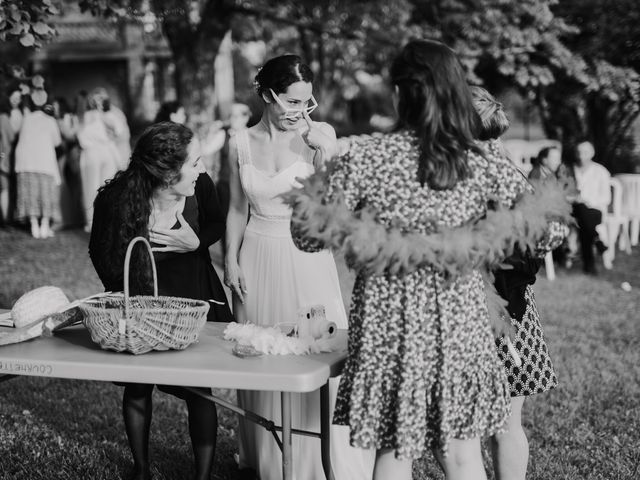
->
[0, 317, 348, 480]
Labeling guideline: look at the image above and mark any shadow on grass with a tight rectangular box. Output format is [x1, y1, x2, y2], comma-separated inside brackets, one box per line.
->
[2, 229, 639, 479]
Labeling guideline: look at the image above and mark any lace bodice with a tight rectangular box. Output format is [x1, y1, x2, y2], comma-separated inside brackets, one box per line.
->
[235, 129, 315, 219]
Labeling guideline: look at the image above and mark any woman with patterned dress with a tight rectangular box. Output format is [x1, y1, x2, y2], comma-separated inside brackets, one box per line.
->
[289, 40, 537, 480]
[224, 55, 374, 480]
[471, 86, 563, 480]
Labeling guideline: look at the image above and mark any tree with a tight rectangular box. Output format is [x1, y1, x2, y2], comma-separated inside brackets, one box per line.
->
[3, 0, 638, 170]
[0, 0, 58, 47]
[546, 0, 640, 172]
[232, 0, 416, 131]
[74, 0, 236, 122]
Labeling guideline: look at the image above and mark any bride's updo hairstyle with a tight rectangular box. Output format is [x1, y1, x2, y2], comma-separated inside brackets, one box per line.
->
[254, 54, 314, 97]
[391, 39, 483, 190]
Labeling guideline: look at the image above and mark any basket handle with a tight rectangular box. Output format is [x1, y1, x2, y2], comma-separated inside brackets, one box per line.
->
[123, 236, 158, 321]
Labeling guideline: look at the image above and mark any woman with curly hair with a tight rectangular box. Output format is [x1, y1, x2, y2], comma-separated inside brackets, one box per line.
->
[88, 121, 232, 480]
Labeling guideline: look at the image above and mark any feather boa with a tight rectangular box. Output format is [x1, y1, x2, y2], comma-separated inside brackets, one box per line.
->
[223, 322, 343, 355]
[282, 162, 573, 336]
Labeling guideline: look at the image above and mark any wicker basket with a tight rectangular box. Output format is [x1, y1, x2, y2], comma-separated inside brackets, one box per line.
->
[80, 237, 210, 355]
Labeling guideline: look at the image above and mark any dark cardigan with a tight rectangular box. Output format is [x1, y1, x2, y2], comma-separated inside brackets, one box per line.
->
[88, 173, 233, 323]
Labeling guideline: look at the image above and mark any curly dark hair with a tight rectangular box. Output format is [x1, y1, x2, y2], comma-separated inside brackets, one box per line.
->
[391, 40, 483, 190]
[95, 122, 194, 293]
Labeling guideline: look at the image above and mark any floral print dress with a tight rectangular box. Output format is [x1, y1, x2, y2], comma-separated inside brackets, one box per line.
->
[300, 131, 531, 459]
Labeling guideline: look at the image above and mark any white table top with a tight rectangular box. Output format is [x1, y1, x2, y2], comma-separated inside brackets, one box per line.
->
[0, 320, 348, 393]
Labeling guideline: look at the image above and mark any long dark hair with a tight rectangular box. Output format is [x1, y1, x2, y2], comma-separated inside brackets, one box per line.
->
[391, 39, 483, 189]
[254, 54, 314, 97]
[97, 122, 194, 293]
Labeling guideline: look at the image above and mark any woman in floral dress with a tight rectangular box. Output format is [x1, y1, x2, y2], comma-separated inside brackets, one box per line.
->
[289, 40, 545, 480]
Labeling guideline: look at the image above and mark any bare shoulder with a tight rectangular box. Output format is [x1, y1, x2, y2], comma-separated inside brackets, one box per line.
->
[314, 121, 337, 139]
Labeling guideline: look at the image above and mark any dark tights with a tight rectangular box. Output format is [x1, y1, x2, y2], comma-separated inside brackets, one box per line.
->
[123, 384, 218, 480]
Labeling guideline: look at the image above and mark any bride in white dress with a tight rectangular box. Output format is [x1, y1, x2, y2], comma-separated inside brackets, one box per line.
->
[224, 55, 374, 480]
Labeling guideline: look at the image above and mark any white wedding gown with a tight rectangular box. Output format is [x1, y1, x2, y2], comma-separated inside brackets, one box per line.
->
[234, 129, 374, 480]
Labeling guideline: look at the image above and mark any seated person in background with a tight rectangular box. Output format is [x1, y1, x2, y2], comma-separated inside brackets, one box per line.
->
[530, 145, 579, 266]
[528, 146, 562, 180]
[571, 140, 611, 274]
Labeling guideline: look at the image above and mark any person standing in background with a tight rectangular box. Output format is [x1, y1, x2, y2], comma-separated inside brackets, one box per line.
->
[52, 96, 85, 228]
[8, 87, 25, 135]
[14, 88, 62, 238]
[91, 87, 131, 171]
[77, 91, 120, 232]
[0, 94, 16, 225]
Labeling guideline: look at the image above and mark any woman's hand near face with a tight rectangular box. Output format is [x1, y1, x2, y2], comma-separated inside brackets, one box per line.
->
[150, 211, 200, 253]
[301, 111, 338, 163]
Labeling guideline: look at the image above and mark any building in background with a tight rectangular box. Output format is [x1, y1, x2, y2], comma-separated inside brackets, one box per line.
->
[23, 2, 175, 129]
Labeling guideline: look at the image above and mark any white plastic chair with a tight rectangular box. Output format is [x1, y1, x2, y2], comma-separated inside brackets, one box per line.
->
[600, 178, 631, 269]
[616, 174, 640, 246]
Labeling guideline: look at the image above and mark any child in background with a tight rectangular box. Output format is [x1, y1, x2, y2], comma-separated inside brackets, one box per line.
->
[471, 85, 563, 480]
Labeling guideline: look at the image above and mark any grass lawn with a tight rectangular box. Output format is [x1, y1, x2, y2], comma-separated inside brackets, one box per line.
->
[0, 226, 638, 479]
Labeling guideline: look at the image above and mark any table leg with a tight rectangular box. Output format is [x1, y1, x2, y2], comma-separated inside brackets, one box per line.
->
[320, 382, 335, 480]
[281, 392, 293, 480]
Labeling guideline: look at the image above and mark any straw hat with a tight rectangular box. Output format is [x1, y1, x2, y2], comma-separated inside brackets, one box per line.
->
[7, 286, 69, 328]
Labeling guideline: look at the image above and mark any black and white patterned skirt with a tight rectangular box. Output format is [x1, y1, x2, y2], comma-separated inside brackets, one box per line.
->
[496, 286, 558, 397]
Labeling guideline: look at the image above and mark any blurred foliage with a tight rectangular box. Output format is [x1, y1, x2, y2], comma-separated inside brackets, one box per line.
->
[230, 0, 416, 133]
[542, 0, 640, 172]
[409, 0, 589, 90]
[1, 0, 640, 168]
[0, 0, 58, 47]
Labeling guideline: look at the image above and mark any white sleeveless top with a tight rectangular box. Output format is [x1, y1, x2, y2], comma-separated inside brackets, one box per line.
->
[235, 129, 315, 221]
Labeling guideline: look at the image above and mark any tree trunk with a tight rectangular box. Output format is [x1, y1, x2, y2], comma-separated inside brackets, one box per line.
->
[158, 0, 234, 124]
